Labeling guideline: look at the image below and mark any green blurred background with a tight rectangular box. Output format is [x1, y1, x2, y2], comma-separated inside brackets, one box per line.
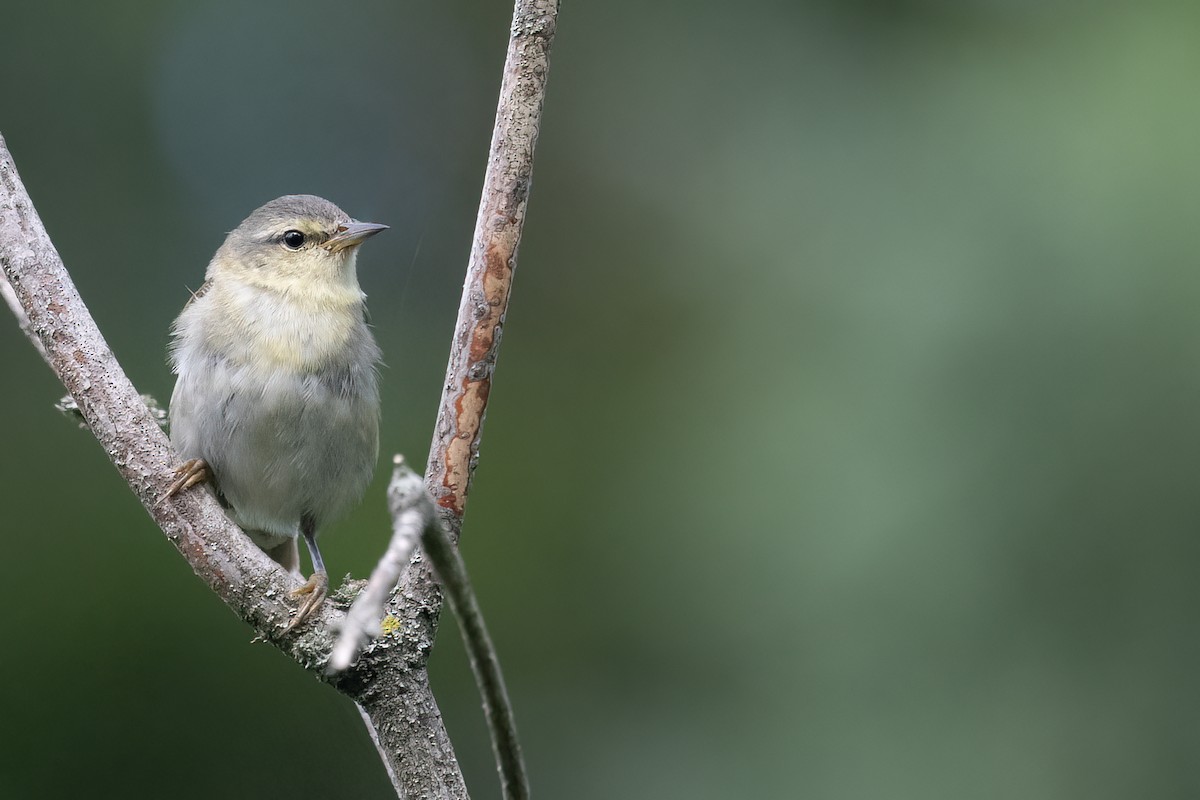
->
[3, 0, 1200, 797]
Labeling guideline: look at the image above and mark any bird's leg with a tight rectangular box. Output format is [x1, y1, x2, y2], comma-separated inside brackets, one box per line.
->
[284, 513, 328, 633]
[161, 458, 210, 501]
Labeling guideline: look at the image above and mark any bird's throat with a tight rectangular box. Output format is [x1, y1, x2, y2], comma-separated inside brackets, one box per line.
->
[214, 279, 364, 372]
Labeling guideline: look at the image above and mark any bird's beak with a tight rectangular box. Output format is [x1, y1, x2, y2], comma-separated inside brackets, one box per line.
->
[326, 221, 389, 253]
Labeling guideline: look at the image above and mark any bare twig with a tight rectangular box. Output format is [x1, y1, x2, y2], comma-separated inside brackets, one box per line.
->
[335, 457, 528, 799]
[331, 456, 432, 672]
[420, 493, 529, 800]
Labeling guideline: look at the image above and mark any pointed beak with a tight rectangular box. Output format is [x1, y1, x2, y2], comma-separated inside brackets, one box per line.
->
[326, 221, 388, 253]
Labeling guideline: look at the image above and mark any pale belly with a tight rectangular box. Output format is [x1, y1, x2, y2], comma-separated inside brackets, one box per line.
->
[169, 353, 379, 544]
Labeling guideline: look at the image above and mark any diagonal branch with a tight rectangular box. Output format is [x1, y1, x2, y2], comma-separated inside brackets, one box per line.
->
[0, 135, 466, 800]
[0, 137, 295, 629]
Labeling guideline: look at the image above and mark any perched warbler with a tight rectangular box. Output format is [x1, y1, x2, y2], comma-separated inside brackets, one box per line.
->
[166, 195, 387, 631]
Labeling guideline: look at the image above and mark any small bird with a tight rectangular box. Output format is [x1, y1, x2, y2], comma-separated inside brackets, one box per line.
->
[165, 195, 386, 631]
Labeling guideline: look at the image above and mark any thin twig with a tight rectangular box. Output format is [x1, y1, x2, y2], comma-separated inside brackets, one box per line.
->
[334, 457, 528, 799]
[420, 498, 529, 800]
[331, 456, 431, 672]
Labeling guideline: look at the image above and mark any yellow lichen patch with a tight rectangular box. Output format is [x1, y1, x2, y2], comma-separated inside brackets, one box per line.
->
[380, 614, 402, 635]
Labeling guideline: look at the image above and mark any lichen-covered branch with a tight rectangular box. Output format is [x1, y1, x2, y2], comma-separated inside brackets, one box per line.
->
[0, 135, 297, 631]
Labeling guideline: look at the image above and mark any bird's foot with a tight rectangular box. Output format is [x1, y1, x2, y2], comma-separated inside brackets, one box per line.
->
[283, 570, 329, 633]
[160, 458, 210, 503]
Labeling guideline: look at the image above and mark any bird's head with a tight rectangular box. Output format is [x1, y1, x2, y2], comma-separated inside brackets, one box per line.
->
[209, 194, 387, 299]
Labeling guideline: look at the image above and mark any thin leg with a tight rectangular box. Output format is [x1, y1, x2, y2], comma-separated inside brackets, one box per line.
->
[303, 518, 326, 575]
[283, 513, 328, 633]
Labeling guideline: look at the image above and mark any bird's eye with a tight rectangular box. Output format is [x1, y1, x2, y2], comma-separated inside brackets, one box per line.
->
[282, 230, 306, 250]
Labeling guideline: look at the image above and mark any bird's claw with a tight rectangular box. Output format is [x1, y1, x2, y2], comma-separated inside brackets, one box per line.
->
[159, 458, 210, 503]
[283, 571, 329, 633]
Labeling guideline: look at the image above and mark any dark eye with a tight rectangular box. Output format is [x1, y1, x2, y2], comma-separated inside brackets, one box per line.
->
[282, 230, 306, 250]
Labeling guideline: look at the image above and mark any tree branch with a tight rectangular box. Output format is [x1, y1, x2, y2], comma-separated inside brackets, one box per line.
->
[336, 458, 529, 799]
[357, 0, 560, 789]
[408, 3, 559, 795]
[423, 0, 559, 540]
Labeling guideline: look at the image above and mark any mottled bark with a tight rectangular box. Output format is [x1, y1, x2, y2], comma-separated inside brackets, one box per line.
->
[423, 0, 559, 540]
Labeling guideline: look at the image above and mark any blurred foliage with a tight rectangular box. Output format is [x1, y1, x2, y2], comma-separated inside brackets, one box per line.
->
[4, 0, 1200, 797]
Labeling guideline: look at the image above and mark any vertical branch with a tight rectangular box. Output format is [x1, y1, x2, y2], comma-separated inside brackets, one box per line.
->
[423, 0, 560, 539]
[399, 1, 559, 797]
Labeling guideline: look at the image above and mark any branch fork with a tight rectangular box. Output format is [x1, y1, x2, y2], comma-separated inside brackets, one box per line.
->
[0, 0, 557, 797]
